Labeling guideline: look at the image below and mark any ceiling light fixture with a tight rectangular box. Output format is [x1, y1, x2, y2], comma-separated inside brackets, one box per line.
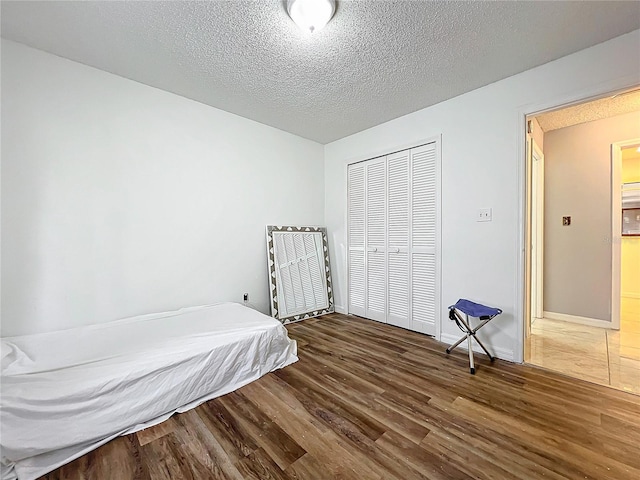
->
[287, 0, 336, 34]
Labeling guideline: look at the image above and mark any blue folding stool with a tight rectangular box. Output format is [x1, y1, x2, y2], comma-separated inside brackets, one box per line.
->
[445, 299, 502, 374]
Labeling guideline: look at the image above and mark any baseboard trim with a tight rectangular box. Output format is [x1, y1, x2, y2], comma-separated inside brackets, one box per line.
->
[622, 293, 640, 300]
[440, 333, 514, 362]
[543, 311, 612, 329]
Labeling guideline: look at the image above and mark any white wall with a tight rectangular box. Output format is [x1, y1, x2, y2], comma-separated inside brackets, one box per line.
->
[1, 40, 324, 337]
[325, 30, 640, 362]
[544, 111, 640, 322]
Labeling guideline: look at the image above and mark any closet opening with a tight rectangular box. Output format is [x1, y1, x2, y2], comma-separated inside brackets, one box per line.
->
[346, 138, 441, 339]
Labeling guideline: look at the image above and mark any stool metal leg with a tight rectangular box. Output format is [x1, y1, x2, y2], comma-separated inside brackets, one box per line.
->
[473, 336, 495, 362]
[445, 308, 496, 372]
[445, 334, 467, 354]
[467, 329, 475, 374]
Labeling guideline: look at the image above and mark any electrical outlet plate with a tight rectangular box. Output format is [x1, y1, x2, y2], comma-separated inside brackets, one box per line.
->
[478, 208, 492, 222]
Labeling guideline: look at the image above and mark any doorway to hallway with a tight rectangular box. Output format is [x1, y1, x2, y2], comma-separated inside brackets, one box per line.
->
[523, 90, 640, 395]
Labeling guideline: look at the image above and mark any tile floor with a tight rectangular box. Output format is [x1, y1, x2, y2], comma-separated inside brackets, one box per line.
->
[525, 297, 640, 395]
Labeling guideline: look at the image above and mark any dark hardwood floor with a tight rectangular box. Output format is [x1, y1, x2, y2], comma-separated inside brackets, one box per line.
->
[42, 313, 640, 480]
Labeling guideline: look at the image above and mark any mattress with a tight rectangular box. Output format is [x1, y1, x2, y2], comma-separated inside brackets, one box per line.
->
[0, 302, 298, 480]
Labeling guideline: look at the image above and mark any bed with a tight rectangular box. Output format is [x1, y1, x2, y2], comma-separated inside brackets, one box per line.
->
[0, 302, 298, 480]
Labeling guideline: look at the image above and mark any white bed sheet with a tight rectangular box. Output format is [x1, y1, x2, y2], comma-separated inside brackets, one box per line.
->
[0, 302, 298, 480]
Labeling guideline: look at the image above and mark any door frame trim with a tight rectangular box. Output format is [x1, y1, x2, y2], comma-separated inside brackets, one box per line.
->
[515, 76, 640, 364]
[611, 138, 640, 331]
[530, 140, 544, 321]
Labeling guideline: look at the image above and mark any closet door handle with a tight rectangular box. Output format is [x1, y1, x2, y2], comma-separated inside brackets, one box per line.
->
[368, 247, 378, 252]
[392, 248, 400, 253]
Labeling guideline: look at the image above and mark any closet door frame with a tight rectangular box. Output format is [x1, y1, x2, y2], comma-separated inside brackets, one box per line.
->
[344, 135, 442, 341]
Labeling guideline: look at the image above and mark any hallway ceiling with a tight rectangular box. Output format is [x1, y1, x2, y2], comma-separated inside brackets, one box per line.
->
[536, 89, 640, 132]
[2, 1, 640, 143]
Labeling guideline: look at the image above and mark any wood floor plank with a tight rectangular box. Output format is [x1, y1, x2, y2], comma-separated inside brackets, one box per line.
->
[450, 395, 640, 480]
[285, 453, 335, 480]
[274, 365, 389, 442]
[170, 410, 245, 480]
[234, 448, 293, 480]
[420, 429, 565, 480]
[45, 435, 149, 480]
[217, 391, 306, 471]
[141, 432, 216, 480]
[195, 399, 259, 463]
[40, 313, 640, 480]
[136, 416, 179, 446]
[277, 358, 431, 444]
[374, 430, 473, 480]
[240, 373, 332, 436]
[600, 413, 640, 444]
[239, 377, 383, 480]
[296, 337, 462, 413]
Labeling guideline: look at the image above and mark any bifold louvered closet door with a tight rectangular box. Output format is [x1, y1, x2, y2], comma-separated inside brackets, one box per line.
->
[347, 143, 438, 336]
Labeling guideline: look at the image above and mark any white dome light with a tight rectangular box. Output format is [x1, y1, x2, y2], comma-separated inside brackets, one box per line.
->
[287, 0, 336, 34]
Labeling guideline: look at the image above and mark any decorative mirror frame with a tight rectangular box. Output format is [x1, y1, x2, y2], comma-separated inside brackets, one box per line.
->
[266, 225, 334, 323]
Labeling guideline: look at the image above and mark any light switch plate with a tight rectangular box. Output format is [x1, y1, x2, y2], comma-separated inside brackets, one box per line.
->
[478, 208, 492, 222]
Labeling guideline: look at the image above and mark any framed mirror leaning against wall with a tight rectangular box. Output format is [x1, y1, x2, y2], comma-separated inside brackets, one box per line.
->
[266, 225, 334, 323]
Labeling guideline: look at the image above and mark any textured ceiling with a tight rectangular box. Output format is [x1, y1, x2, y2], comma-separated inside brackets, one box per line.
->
[535, 90, 640, 132]
[2, 1, 640, 144]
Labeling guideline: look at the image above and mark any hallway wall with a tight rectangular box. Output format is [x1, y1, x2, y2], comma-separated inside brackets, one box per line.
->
[544, 110, 640, 322]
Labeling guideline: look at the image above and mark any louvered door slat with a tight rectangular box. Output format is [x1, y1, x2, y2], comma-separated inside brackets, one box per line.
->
[411, 142, 437, 336]
[366, 159, 386, 248]
[412, 252, 436, 334]
[367, 251, 386, 322]
[348, 163, 366, 316]
[412, 145, 437, 250]
[293, 234, 316, 308]
[283, 234, 305, 310]
[348, 250, 366, 315]
[388, 252, 409, 328]
[305, 234, 326, 306]
[348, 141, 438, 335]
[348, 163, 366, 248]
[274, 234, 296, 315]
[273, 231, 330, 316]
[387, 150, 410, 328]
[387, 151, 409, 248]
[365, 157, 386, 322]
